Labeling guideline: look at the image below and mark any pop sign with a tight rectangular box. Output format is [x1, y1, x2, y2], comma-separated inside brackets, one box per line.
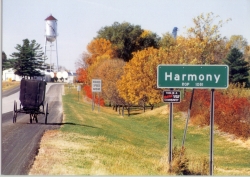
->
[157, 65, 229, 89]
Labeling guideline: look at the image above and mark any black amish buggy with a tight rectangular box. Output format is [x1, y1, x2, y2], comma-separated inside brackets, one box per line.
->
[13, 79, 49, 124]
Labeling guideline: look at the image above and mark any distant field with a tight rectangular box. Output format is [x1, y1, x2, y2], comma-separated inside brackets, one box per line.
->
[29, 86, 250, 175]
[2, 81, 20, 91]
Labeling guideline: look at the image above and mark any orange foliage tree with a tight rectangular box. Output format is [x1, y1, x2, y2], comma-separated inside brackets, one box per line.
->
[86, 38, 117, 82]
[76, 68, 87, 83]
[117, 47, 175, 110]
[93, 59, 126, 107]
[86, 38, 116, 65]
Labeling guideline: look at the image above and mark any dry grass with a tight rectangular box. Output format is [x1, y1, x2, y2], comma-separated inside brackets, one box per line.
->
[2, 81, 20, 91]
[29, 86, 250, 175]
[215, 167, 250, 175]
[215, 129, 250, 150]
[143, 104, 169, 116]
[29, 129, 168, 175]
[29, 130, 108, 175]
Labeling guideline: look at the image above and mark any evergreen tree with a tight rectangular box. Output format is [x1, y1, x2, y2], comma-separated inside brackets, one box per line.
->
[2, 51, 9, 71]
[10, 39, 46, 79]
[2, 51, 16, 71]
[224, 48, 250, 86]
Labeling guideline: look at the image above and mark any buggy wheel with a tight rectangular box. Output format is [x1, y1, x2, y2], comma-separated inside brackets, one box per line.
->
[45, 103, 48, 124]
[30, 114, 33, 124]
[35, 114, 38, 123]
[13, 101, 17, 123]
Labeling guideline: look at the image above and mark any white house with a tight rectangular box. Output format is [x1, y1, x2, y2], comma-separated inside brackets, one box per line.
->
[2, 68, 22, 81]
[67, 72, 76, 83]
[2, 68, 52, 82]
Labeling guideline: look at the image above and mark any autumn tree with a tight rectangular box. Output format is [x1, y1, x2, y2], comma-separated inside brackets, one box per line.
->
[75, 52, 90, 70]
[224, 48, 249, 86]
[186, 12, 231, 64]
[96, 22, 160, 62]
[227, 35, 248, 52]
[159, 32, 176, 48]
[226, 35, 250, 64]
[117, 47, 169, 110]
[75, 52, 91, 84]
[86, 38, 116, 65]
[85, 38, 116, 82]
[76, 68, 88, 83]
[93, 59, 126, 107]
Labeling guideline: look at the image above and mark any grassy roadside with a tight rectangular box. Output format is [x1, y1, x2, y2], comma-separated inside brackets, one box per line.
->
[29, 86, 250, 175]
[2, 81, 20, 91]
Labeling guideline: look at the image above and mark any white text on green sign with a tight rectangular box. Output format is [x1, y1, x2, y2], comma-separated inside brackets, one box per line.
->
[157, 65, 228, 89]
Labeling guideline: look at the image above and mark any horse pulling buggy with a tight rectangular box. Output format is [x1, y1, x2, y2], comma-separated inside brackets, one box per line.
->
[13, 79, 49, 124]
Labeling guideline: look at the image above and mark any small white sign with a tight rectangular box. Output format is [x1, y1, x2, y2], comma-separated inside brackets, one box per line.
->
[92, 79, 102, 92]
[77, 85, 81, 91]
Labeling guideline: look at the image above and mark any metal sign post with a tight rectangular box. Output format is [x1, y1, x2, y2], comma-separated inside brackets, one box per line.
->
[163, 89, 180, 172]
[210, 89, 215, 175]
[77, 85, 81, 101]
[92, 93, 95, 111]
[181, 89, 195, 149]
[168, 99, 173, 173]
[157, 64, 228, 175]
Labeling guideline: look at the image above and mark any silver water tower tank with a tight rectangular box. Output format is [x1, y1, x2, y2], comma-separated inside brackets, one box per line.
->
[44, 14, 59, 76]
[45, 15, 57, 42]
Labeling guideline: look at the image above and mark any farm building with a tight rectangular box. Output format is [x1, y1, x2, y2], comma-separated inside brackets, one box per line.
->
[2, 68, 22, 81]
[2, 68, 51, 82]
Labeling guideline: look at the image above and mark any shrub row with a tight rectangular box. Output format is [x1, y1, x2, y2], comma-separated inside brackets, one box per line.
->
[176, 89, 250, 138]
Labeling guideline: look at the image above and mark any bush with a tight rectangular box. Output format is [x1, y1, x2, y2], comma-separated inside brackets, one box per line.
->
[171, 147, 190, 175]
[162, 146, 209, 175]
[176, 87, 250, 139]
[83, 85, 104, 106]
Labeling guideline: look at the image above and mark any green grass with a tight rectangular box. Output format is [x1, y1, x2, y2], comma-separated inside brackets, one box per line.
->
[43, 86, 250, 175]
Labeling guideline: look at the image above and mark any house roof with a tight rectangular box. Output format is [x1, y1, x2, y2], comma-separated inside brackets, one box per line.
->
[68, 72, 76, 76]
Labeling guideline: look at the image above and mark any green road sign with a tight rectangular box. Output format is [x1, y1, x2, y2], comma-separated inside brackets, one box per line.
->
[157, 65, 228, 89]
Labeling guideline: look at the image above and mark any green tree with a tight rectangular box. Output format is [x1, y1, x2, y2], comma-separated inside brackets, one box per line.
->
[96, 22, 160, 62]
[224, 48, 250, 86]
[10, 39, 46, 79]
[2, 51, 7, 62]
[2, 51, 16, 71]
[2, 51, 8, 71]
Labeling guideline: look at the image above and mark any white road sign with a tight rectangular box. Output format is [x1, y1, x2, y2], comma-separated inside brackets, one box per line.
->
[92, 79, 102, 92]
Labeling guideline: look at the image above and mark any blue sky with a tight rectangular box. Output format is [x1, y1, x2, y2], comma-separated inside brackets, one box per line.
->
[2, 0, 250, 72]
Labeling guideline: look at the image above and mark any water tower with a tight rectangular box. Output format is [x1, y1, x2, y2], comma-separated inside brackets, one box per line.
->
[44, 14, 59, 74]
[172, 27, 178, 40]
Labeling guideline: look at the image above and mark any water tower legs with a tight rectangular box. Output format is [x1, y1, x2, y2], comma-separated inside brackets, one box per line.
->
[56, 38, 59, 72]
[44, 37, 58, 72]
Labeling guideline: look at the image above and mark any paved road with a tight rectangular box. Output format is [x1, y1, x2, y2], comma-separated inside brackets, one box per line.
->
[1, 83, 64, 175]
[2, 86, 20, 98]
